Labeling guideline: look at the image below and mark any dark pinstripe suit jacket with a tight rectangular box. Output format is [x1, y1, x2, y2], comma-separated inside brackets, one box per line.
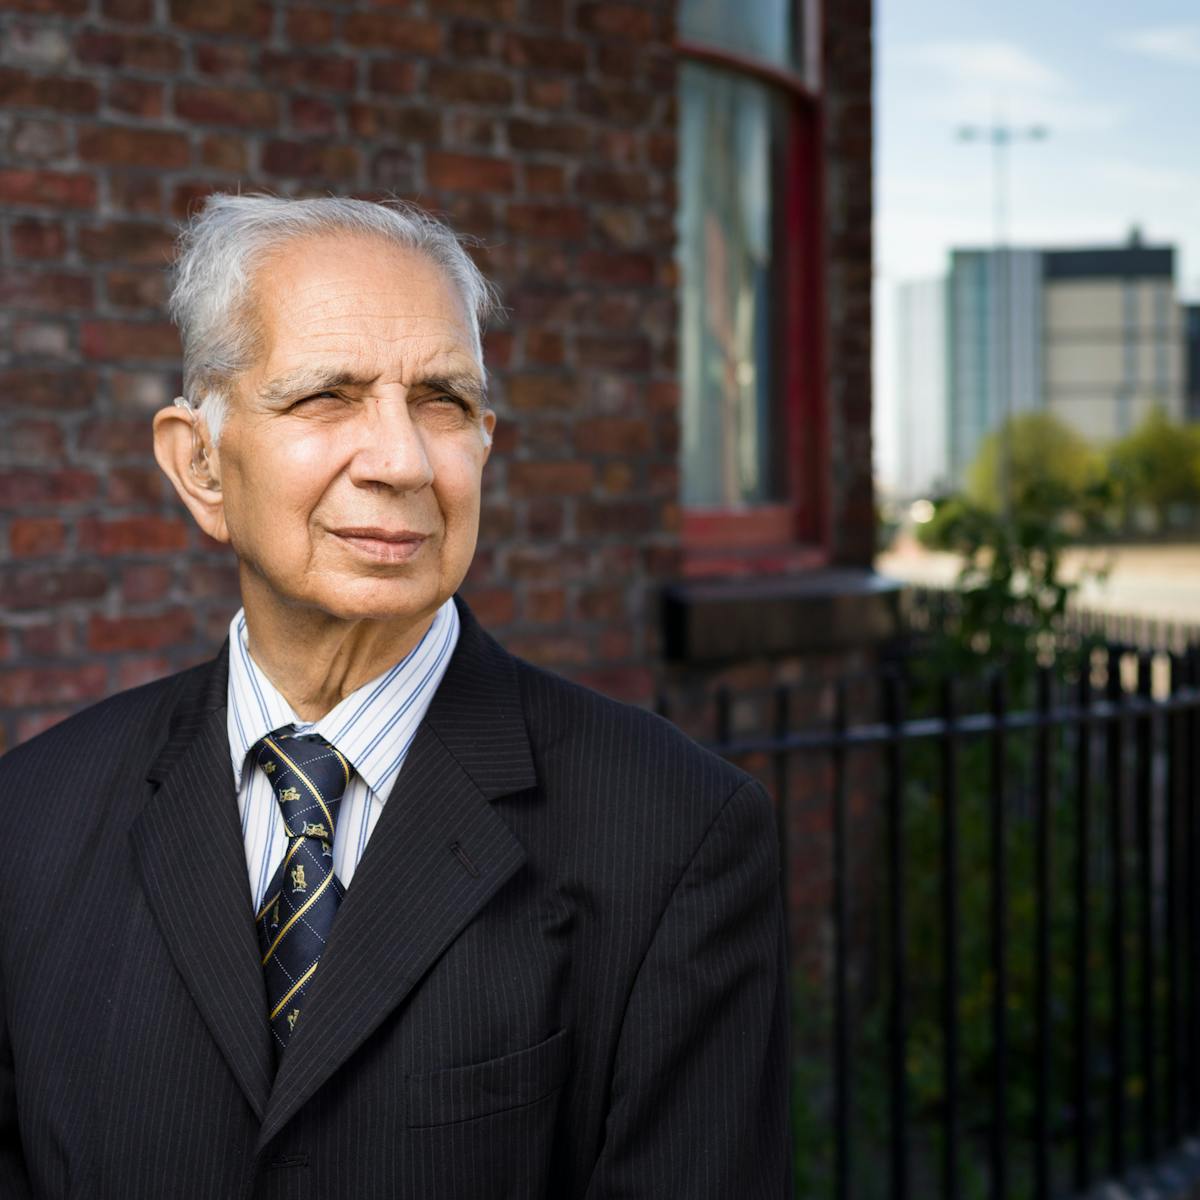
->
[0, 594, 791, 1198]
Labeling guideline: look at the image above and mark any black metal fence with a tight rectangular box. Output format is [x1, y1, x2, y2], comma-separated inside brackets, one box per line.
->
[662, 604, 1200, 1199]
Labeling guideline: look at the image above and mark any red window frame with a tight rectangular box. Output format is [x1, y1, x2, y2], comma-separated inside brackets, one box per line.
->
[675, 6, 830, 579]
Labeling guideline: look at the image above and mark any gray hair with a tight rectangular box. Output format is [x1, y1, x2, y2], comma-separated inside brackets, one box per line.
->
[167, 193, 499, 445]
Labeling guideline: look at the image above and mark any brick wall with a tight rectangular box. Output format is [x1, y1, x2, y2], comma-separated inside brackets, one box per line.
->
[0, 0, 684, 749]
[0, 0, 874, 753]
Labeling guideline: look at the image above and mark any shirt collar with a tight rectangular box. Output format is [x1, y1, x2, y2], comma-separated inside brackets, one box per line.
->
[225, 597, 460, 801]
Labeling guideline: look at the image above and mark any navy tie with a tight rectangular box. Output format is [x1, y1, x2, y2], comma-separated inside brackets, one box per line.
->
[252, 727, 352, 1059]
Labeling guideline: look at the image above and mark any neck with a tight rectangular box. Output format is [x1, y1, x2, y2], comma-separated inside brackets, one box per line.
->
[239, 578, 440, 722]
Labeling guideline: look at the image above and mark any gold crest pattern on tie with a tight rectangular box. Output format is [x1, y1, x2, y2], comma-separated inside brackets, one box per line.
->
[252, 727, 352, 1060]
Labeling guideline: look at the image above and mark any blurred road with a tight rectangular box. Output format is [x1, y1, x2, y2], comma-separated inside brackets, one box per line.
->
[878, 533, 1200, 627]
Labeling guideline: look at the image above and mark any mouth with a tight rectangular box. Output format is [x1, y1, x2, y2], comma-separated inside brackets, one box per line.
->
[330, 527, 429, 563]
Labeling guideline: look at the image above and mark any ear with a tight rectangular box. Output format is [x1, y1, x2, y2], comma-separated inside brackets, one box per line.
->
[153, 400, 229, 544]
[480, 408, 496, 465]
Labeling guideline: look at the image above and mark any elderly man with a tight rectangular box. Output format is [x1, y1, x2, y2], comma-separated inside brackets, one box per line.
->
[0, 195, 790, 1198]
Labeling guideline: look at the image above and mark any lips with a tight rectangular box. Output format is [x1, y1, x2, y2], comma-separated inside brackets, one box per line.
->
[330, 527, 429, 563]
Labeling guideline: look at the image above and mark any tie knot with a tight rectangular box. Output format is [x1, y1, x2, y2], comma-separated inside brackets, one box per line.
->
[254, 727, 352, 841]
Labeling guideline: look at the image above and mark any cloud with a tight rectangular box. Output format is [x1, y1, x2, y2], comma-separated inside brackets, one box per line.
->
[1113, 25, 1200, 67]
[890, 38, 1123, 133]
[898, 40, 1065, 91]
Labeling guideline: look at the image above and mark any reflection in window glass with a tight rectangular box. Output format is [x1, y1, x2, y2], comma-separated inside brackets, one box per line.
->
[678, 0, 800, 73]
[678, 62, 791, 506]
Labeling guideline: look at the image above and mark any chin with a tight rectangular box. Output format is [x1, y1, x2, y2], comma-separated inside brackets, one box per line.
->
[307, 578, 448, 624]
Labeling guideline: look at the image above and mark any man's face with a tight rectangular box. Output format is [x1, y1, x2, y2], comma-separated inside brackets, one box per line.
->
[212, 232, 495, 626]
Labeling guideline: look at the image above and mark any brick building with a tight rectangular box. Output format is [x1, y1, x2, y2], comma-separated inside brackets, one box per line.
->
[0, 0, 886, 802]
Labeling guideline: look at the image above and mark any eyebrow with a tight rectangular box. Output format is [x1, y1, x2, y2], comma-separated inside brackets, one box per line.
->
[258, 368, 488, 408]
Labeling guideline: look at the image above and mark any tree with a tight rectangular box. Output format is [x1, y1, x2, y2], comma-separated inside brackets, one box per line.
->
[965, 412, 1100, 518]
[1107, 407, 1200, 528]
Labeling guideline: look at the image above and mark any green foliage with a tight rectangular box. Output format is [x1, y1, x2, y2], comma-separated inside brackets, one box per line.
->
[966, 413, 1101, 517]
[1107, 407, 1200, 527]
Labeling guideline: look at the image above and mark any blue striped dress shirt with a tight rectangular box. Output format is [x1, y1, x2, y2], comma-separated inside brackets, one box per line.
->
[225, 597, 460, 914]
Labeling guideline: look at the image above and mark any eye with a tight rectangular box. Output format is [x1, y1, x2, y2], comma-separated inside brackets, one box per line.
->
[425, 393, 470, 411]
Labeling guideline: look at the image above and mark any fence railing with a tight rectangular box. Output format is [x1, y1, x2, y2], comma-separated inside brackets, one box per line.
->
[662, 622, 1200, 1199]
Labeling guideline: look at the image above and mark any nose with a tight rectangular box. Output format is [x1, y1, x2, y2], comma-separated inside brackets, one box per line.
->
[346, 391, 435, 494]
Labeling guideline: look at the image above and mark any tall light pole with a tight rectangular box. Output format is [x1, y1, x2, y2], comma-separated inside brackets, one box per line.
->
[957, 119, 1049, 521]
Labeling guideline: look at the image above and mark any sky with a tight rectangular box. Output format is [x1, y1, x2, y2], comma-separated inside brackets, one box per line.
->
[873, 0, 1200, 487]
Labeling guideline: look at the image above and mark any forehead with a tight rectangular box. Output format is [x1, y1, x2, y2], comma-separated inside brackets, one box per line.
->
[249, 232, 479, 379]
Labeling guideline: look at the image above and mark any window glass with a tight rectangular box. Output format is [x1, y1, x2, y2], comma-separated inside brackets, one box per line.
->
[678, 0, 801, 73]
[678, 62, 791, 506]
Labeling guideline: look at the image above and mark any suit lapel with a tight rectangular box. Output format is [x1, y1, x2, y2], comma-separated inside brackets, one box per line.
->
[130, 645, 275, 1121]
[257, 595, 537, 1148]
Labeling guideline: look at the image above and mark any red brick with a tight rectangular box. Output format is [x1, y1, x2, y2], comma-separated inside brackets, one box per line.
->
[507, 118, 590, 155]
[78, 417, 154, 456]
[344, 14, 441, 52]
[88, 609, 193, 652]
[523, 163, 567, 195]
[170, 180, 221, 221]
[121, 564, 174, 603]
[0, 565, 108, 610]
[525, 586, 566, 623]
[348, 102, 439, 143]
[577, 498, 660, 536]
[106, 268, 167, 310]
[0, 168, 95, 209]
[0, 0, 86, 13]
[116, 655, 174, 690]
[526, 499, 563, 538]
[79, 516, 189, 555]
[4, 419, 64, 463]
[260, 51, 357, 93]
[578, 585, 625, 621]
[599, 461, 634, 494]
[505, 546, 589, 582]
[0, 469, 98, 506]
[575, 666, 654, 704]
[367, 60, 417, 96]
[428, 66, 514, 105]
[189, 562, 238, 598]
[446, 110, 498, 150]
[504, 634, 589, 666]
[108, 78, 164, 118]
[10, 218, 66, 259]
[577, 81, 657, 125]
[290, 95, 338, 136]
[576, 334, 651, 371]
[168, 0, 269, 34]
[523, 78, 569, 109]
[426, 152, 513, 193]
[260, 141, 360, 180]
[80, 320, 179, 361]
[106, 466, 165, 505]
[0, 67, 99, 113]
[193, 42, 252, 78]
[75, 30, 182, 72]
[449, 24, 501, 60]
[577, 165, 653, 202]
[477, 502, 515, 541]
[106, 172, 162, 216]
[464, 587, 515, 627]
[21, 622, 77, 657]
[506, 203, 586, 239]
[578, 3, 657, 38]
[103, 0, 153, 19]
[286, 7, 334, 43]
[0, 269, 92, 310]
[574, 416, 653, 455]
[442, 0, 516, 15]
[523, 330, 564, 365]
[0, 665, 107, 709]
[9, 516, 65, 557]
[506, 373, 575, 410]
[579, 250, 655, 285]
[0, 368, 96, 411]
[78, 126, 189, 168]
[505, 33, 586, 73]
[200, 134, 247, 172]
[507, 461, 595, 497]
[175, 83, 277, 128]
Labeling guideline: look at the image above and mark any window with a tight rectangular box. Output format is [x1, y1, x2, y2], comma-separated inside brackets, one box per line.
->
[676, 0, 826, 572]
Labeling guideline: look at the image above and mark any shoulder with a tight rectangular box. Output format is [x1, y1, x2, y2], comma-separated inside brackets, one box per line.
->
[0, 657, 215, 790]
[510, 654, 764, 835]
